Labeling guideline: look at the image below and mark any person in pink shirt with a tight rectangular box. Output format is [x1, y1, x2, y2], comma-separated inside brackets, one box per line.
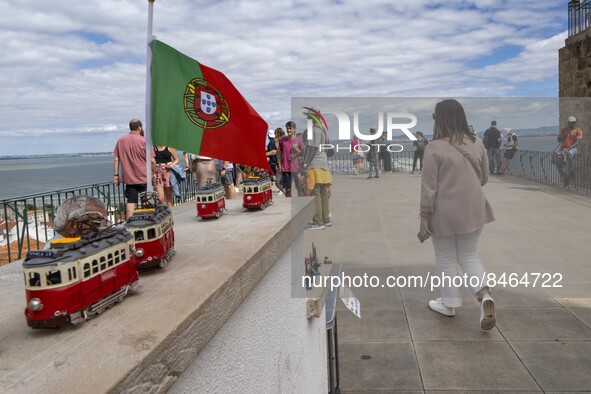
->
[277, 121, 305, 197]
[113, 119, 155, 219]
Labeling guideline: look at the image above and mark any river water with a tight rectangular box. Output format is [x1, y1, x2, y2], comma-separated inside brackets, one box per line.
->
[0, 136, 559, 200]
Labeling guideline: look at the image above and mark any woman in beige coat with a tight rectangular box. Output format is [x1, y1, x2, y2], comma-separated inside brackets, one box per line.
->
[419, 99, 496, 330]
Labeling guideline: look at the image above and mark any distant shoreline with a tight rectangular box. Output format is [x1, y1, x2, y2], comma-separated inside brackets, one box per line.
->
[1, 133, 558, 159]
[0, 152, 112, 160]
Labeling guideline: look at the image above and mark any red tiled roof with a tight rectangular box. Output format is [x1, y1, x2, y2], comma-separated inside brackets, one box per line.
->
[0, 236, 46, 266]
[1, 221, 17, 231]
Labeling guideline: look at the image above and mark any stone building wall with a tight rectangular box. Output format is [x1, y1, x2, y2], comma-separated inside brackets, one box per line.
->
[559, 31, 591, 154]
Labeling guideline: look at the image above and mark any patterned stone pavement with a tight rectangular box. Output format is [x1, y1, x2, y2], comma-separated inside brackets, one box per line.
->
[304, 171, 591, 393]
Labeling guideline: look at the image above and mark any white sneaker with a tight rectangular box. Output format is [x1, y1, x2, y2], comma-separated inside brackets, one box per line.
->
[480, 295, 496, 330]
[428, 298, 455, 317]
[277, 190, 284, 196]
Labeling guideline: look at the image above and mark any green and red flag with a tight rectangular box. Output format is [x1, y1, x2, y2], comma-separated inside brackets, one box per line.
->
[150, 40, 270, 171]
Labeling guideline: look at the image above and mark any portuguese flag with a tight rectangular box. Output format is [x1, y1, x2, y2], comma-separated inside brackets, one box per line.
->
[151, 40, 270, 171]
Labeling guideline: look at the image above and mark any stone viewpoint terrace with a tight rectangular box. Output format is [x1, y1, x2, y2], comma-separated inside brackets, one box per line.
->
[0, 171, 590, 393]
[306, 171, 591, 393]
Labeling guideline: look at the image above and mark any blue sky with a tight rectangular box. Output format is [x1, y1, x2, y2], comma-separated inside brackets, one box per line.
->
[0, 0, 570, 155]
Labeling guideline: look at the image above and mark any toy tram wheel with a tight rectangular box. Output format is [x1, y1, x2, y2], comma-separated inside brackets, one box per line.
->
[96, 307, 105, 315]
[215, 211, 222, 218]
[85, 307, 97, 319]
[158, 258, 167, 269]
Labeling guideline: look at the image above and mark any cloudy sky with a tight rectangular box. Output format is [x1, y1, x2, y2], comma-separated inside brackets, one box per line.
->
[0, 0, 568, 155]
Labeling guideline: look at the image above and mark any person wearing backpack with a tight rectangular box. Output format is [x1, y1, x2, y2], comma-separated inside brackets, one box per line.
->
[556, 116, 583, 187]
[410, 131, 428, 174]
[497, 128, 518, 175]
[482, 120, 502, 175]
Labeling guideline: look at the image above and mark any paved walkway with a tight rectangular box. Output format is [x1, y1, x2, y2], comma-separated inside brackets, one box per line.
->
[305, 172, 591, 393]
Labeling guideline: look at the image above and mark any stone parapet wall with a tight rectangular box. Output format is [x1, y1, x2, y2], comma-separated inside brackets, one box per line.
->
[0, 197, 319, 393]
[559, 32, 591, 154]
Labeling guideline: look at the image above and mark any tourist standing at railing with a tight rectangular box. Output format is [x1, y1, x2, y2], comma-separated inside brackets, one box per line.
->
[483, 120, 502, 175]
[219, 160, 236, 199]
[379, 131, 392, 173]
[190, 154, 217, 188]
[419, 99, 496, 331]
[351, 135, 364, 175]
[366, 128, 380, 179]
[266, 129, 279, 191]
[556, 116, 583, 188]
[277, 121, 305, 197]
[44, 196, 109, 249]
[497, 128, 518, 175]
[113, 119, 155, 219]
[273, 128, 286, 196]
[410, 131, 428, 174]
[153, 146, 179, 208]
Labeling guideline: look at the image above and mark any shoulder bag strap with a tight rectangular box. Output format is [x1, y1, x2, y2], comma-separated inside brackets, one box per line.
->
[446, 141, 481, 180]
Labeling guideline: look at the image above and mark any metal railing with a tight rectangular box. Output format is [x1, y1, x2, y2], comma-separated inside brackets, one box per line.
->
[507, 150, 591, 194]
[0, 174, 197, 265]
[330, 148, 591, 194]
[568, 0, 591, 37]
[328, 150, 416, 174]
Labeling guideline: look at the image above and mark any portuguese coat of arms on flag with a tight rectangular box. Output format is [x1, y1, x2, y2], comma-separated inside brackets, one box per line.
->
[151, 40, 270, 171]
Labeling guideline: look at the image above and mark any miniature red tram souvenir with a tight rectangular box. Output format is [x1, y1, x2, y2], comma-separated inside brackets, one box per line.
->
[242, 175, 273, 210]
[126, 203, 175, 270]
[22, 226, 139, 328]
[196, 181, 226, 219]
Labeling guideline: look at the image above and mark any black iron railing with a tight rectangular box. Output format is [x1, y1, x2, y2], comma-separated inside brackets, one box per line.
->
[568, 0, 591, 37]
[328, 150, 416, 174]
[507, 150, 591, 194]
[330, 148, 591, 194]
[0, 174, 197, 265]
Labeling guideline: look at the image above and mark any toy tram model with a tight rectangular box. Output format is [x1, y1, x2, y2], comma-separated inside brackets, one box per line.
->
[196, 181, 226, 219]
[22, 226, 139, 328]
[242, 175, 273, 210]
[126, 203, 175, 270]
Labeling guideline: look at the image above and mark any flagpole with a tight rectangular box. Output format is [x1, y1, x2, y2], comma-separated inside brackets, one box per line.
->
[145, 0, 155, 192]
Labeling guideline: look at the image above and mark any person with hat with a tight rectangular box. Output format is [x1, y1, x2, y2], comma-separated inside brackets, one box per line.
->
[556, 116, 583, 187]
[497, 128, 518, 175]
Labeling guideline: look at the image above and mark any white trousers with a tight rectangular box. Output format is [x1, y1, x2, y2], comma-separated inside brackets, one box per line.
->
[431, 229, 487, 308]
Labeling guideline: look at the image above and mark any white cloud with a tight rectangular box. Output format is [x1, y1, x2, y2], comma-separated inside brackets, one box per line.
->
[0, 0, 568, 154]
[469, 32, 567, 83]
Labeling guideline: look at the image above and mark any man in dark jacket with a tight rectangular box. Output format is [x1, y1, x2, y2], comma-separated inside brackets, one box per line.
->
[266, 129, 278, 178]
[483, 120, 502, 174]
